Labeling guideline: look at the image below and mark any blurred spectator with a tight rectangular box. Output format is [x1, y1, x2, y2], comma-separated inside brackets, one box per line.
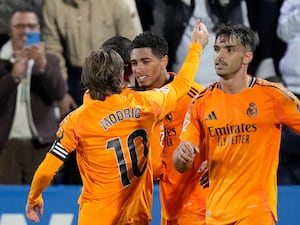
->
[163, 0, 194, 71]
[150, 0, 166, 35]
[0, 0, 45, 47]
[0, 7, 66, 184]
[278, 125, 300, 185]
[174, 0, 244, 87]
[42, 0, 143, 184]
[276, 0, 300, 184]
[207, 0, 244, 29]
[135, 0, 155, 31]
[244, 0, 286, 78]
[265, 75, 300, 185]
[43, 0, 142, 112]
[277, 0, 300, 99]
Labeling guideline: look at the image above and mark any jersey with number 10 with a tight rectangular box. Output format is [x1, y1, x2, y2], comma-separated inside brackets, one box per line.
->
[49, 43, 202, 225]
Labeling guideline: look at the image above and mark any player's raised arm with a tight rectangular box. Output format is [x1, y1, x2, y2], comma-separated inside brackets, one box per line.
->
[141, 20, 209, 119]
[168, 19, 208, 100]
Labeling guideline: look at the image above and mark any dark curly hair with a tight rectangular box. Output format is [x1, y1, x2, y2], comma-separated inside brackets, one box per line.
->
[131, 31, 168, 58]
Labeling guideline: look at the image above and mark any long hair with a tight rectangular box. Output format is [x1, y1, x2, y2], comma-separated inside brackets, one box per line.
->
[81, 48, 124, 100]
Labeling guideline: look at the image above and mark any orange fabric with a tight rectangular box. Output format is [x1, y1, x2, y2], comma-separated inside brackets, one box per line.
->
[151, 72, 178, 181]
[27, 153, 64, 205]
[63, 88, 187, 223]
[179, 205, 206, 225]
[27, 43, 203, 225]
[180, 78, 300, 225]
[117, 185, 153, 225]
[150, 120, 165, 181]
[160, 82, 208, 225]
[233, 212, 275, 225]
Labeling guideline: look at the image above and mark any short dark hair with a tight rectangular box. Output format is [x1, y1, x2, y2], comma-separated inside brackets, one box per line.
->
[81, 48, 124, 100]
[10, 6, 39, 25]
[131, 31, 168, 58]
[215, 24, 258, 52]
[10, 6, 38, 18]
[102, 36, 132, 82]
[102, 36, 132, 65]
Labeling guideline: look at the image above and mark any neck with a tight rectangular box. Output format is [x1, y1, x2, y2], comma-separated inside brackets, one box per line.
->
[145, 71, 170, 90]
[219, 73, 252, 94]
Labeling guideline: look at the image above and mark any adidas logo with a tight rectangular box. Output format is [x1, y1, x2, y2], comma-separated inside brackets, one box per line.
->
[205, 111, 217, 120]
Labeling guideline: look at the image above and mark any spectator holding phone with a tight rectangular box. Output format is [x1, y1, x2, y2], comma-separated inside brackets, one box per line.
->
[0, 6, 67, 184]
[0, 0, 45, 47]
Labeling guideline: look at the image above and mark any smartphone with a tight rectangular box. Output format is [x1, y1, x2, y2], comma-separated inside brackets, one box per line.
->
[25, 32, 41, 46]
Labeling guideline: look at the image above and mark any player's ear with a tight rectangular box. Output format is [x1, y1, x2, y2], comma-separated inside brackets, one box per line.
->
[160, 55, 169, 70]
[243, 52, 253, 65]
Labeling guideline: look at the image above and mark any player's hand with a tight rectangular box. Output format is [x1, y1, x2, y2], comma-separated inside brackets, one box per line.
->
[177, 141, 199, 164]
[198, 160, 209, 188]
[191, 19, 209, 49]
[25, 199, 44, 222]
[173, 141, 199, 173]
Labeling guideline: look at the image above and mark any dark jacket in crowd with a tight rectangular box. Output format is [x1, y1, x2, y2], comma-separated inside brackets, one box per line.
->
[0, 53, 67, 149]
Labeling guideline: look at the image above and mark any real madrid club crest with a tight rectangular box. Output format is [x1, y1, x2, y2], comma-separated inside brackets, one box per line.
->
[165, 113, 172, 122]
[247, 102, 257, 117]
[56, 126, 64, 140]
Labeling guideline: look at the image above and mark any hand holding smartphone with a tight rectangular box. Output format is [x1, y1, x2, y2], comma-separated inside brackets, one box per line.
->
[25, 32, 41, 46]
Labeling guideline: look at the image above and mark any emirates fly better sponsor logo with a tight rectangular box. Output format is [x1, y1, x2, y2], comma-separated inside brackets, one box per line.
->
[208, 123, 257, 146]
[205, 108, 257, 146]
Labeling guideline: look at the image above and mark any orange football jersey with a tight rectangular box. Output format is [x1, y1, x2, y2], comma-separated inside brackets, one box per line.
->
[150, 119, 165, 181]
[180, 78, 300, 224]
[160, 81, 208, 224]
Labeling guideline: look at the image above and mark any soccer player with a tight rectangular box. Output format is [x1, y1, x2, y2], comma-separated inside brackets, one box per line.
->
[129, 30, 209, 224]
[174, 24, 300, 225]
[25, 20, 209, 225]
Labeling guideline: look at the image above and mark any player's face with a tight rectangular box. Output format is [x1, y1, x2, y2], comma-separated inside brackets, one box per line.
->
[213, 36, 249, 78]
[131, 47, 168, 89]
